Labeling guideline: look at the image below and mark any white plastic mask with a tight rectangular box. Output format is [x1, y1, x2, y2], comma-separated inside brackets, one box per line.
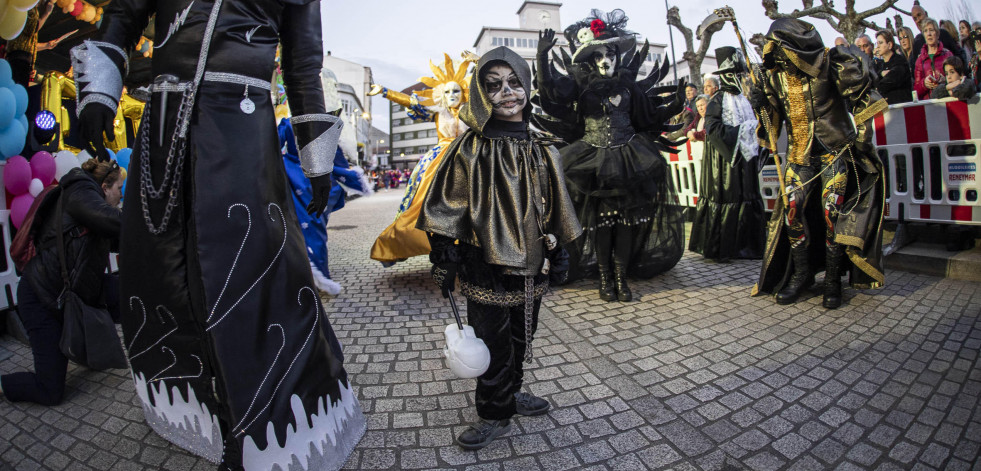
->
[443, 82, 463, 109]
[593, 45, 617, 77]
[483, 64, 526, 122]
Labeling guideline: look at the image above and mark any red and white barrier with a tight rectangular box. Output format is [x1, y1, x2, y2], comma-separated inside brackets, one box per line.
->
[667, 140, 702, 208]
[755, 97, 981, 226]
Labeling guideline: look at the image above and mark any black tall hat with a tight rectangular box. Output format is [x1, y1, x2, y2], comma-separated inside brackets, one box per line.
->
[715, 46, 748, 74]
[761, 18, 826, 77]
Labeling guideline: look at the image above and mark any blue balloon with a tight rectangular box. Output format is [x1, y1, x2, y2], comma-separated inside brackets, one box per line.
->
[0, 119, 27, 159]
[17, 115, 27, 134]
[0, 60, 13, 89]
[12, 83, 28, 117]
[0, 88, 14, 128]
[116, 147, 132, 169]
[105, 148, 116, 162]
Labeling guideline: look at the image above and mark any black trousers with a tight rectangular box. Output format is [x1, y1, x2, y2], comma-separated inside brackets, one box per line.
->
[467, 297, 540, 421]
[1, 275, 120, 406]
[1, 281, 68, 405]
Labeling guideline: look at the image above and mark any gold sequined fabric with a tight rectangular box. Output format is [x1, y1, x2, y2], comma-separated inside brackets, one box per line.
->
[784, 73, 812, 166]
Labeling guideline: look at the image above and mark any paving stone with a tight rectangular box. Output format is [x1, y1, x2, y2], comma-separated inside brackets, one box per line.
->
[2, 190, 980, 470]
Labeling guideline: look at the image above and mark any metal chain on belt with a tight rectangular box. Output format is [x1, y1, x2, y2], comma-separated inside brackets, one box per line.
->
[138, 88, 194, 234]
[524, 276, 534, 364]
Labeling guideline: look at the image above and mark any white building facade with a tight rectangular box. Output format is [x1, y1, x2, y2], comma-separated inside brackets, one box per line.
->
[388, 82, 438, 170]
[473, 2, 668, 86]
[324, 54, 374, 146]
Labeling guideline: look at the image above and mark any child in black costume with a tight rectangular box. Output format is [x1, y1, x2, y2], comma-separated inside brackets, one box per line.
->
[417, 46, 582, 450]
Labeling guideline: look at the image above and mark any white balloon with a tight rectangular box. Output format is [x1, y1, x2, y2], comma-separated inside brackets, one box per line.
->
[28, 177, 43, 197]
[54, 150, 80, 181]
[76, 149, 92, 165]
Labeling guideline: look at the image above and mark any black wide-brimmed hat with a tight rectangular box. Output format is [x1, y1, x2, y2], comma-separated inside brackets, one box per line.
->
[715, 46, 748, 74]
[565, 9, 637, 64]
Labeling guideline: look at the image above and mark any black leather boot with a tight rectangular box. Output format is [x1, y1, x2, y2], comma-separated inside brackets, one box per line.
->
[776, 245, 814, 305]
[613, 262, 632, 302]
[823, 244, 843, 309]
[613, 224, 634, 302]
[595, 227, 616, 302]
[598, 269, 616, 301]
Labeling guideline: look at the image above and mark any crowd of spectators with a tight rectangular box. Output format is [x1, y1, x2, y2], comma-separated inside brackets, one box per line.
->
[866, 2, 979, 103]
[666, 1, 980, 148]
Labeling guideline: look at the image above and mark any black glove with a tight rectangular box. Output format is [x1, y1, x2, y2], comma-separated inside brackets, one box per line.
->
[537, 29, 557, 58]
[78, 102, 115, 162]
[749, 85, 768, 111]
[431, 262, 458, 298]
[306, 174, 334, 217]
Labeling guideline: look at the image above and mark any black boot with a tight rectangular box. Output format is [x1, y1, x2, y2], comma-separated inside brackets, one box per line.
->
[613, 262, 632, 302]
[595, 227, 616, 302]
[776, 245, 814, 305]
[613, 224, 634, 302]
[598, 269, 616, 301]
[823, 244, 843, 309]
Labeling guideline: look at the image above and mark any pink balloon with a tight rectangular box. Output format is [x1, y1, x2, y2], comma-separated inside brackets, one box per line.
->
[30, 151, 56, 185]
[10, 193, 34, 229]
[3, 155, 32, 196]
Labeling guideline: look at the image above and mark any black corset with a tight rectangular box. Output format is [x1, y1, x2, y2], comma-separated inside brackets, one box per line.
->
[580, 87, 636, 147]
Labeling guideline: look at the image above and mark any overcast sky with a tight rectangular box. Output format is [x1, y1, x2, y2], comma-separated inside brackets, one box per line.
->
[320, 0, 953, 130]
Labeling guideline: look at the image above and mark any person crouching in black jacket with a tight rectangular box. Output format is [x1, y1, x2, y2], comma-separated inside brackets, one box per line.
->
[1, 158, 122, 406]
[874, 30, 913, 104]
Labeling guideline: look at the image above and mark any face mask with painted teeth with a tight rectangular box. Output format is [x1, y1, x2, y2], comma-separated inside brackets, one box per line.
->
[483, 64, 527, 120]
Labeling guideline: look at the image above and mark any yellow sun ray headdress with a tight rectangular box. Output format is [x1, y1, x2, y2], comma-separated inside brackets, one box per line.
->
[414, 52, 475, 107]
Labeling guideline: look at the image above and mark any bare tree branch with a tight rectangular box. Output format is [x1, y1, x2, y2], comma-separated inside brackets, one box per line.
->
[763, 0, 900, 42]
[666, 6, 721, 88]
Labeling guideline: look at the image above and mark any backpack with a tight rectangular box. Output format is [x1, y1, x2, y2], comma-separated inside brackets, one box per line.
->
[10, 185, 61, 272]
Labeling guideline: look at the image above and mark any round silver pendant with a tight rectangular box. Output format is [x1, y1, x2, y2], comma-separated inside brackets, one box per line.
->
[240, 97, 256, 114]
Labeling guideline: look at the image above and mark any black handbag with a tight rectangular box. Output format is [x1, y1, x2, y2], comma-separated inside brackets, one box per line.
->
[54, 194, 127, 370]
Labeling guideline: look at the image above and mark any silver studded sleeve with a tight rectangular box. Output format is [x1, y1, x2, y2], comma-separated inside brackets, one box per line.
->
[290, 114, 342, 178]
[70, 40, 129, 116]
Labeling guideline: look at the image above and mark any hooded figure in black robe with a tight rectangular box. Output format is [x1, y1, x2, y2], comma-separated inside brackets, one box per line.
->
[750, 18, 888, 309]
[532, 9, 687, 303]
[416, 46, 582, 451]
[688, 47, 766, 261]
[70, 1, 365, 469]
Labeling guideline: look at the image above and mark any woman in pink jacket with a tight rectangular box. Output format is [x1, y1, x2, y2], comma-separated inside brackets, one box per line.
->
[914, 18, 953, 99]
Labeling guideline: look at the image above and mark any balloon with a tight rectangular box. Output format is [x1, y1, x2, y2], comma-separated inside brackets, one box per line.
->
[54, 150, 79, 180]
[0, 88, 14, 128]
[10, 193, 34, 229]
[0, 58, 12, 88]
[0, 8, 28, 41]
[28, 177, 43, 197]
[104, 148, 115, 162]
[3, 154, 31, 194]
[116, 147, 132, 169]
[11, 0, 40, 12]
[11, 82, 27, 117]
[0, 119, 26, 159]
[76, 149, 92, 165]
[30, 151, 56, 184]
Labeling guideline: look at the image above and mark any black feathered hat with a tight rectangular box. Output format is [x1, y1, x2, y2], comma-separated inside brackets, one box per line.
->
[565, 9, 637, 64]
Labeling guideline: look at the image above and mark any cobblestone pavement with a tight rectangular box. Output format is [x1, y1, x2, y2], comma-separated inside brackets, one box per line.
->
[2, 189, 980, 471]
